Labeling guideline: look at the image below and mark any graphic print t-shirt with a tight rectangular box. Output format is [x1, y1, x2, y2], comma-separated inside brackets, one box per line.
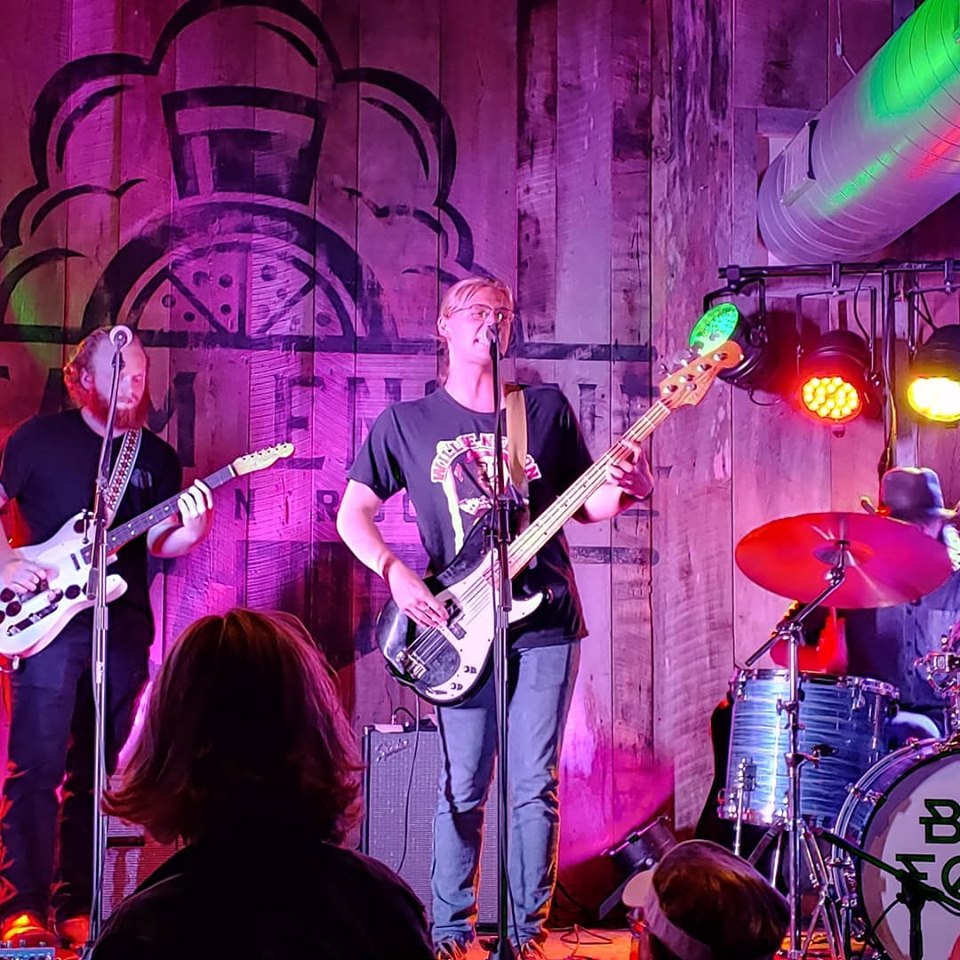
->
[348, 385, 595, 647]
[0, 410, 182, 638]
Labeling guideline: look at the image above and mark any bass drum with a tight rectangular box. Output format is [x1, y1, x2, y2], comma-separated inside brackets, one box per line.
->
[832, 738, 960, 960]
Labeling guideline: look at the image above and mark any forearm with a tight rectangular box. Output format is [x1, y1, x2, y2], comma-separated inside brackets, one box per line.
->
[578, 484, 647, 523]
[336, 508, 397, 578]
[148, 517, 211, 559]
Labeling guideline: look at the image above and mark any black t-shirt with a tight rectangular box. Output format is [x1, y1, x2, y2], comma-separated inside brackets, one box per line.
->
[0, 410, 182, 636]
[91, 820, 434, 960]
[348, 385, 595, 647]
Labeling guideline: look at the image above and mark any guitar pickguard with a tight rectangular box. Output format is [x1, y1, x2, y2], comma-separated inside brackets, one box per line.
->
[375, 522, 545, 705]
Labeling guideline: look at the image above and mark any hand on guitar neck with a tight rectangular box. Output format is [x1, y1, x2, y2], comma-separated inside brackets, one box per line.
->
[147, 478, 215, 558]
[578, 436, 654, 521]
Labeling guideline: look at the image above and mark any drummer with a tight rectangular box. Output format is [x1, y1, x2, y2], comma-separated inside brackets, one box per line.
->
[769, 466, 960, 745]
[695, 466, 960, 851]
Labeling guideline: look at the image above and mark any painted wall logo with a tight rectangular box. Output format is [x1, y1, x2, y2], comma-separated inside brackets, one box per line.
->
[0, 0, 494, 354]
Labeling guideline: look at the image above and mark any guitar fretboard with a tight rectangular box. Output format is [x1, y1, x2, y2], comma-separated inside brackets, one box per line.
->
[506, 400, 672, 577]
[79, 465, 236, 561]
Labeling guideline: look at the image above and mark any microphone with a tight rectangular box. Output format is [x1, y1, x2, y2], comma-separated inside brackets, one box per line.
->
[482, 321, 501, 345]
[108, 325, 133, 349]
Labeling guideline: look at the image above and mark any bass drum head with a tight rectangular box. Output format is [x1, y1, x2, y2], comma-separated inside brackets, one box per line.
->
[838, 740, 960, 960]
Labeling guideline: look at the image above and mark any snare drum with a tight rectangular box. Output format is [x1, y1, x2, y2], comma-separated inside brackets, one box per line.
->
[720, 669, 897, 827]
[832, 739, 960, 960]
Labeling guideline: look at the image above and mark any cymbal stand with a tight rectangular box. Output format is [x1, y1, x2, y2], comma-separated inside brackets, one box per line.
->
[745, 539, 851, 959]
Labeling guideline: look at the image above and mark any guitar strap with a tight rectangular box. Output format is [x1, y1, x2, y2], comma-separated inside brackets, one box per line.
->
[504, 384, 528, 498]
[103, 428, 143, 524]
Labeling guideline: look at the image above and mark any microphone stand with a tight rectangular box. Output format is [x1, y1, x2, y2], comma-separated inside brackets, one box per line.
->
[82, 339, 126, 956]
[816, 827, 960, 960]
[485, 328, 517, 960]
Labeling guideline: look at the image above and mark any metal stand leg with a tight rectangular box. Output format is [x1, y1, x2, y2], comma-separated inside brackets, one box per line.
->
[748, 822, 847, 960]
[800, 824, 846, 960]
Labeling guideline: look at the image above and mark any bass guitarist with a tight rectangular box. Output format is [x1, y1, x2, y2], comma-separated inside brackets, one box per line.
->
[0, 327, 213, 952]
[336, 276, 653, 959]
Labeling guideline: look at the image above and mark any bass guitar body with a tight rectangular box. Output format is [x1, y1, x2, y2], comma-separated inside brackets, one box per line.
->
[375, 521, 544, 706]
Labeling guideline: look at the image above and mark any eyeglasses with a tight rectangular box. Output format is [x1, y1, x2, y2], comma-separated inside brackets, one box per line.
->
[451, 304, 515, 324]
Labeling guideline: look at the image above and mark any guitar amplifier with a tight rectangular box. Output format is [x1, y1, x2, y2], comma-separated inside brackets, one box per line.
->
[361, 723, 500, 925]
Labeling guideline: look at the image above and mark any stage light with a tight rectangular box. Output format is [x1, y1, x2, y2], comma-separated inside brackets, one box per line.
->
[688, 302, 784, 392]
[906, 325, 960, 423]
[796, 329, 873, 424]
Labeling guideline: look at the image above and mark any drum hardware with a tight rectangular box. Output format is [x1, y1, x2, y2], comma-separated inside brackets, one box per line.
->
[915, 632, 960, 735]
[730, 757, 757, 856]
[745, 815, 846, 960]
[846, 784, 883, 805]
[742, 551, 850, 959]
[818, 825, 960, 960]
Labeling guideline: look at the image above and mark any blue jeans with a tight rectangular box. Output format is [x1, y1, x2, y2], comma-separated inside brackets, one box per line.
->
[430, 641, 581, 947]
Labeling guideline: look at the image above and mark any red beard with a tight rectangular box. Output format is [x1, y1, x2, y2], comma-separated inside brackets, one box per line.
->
[84, 388, 150, 431]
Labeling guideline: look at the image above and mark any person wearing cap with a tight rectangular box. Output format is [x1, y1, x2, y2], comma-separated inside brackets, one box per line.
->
[622, 840, 788, 960]
[767, 465, 960, 744]
[696, 466, 960, 852]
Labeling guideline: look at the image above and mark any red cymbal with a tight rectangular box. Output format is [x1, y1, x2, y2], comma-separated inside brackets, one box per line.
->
[735, 512, 953, 608]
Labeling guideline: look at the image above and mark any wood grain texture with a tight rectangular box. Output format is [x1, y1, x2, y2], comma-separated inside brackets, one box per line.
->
[734, 0, 828, 109]
[609, 0, 659, 872]
[4, 0, 957, 905]
[550, 0, 619, 892]
[650, 0, 735, 830]
[517, 0, 558, 342]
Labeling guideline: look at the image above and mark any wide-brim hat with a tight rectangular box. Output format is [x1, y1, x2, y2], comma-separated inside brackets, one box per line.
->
[861, 466, 957, 521]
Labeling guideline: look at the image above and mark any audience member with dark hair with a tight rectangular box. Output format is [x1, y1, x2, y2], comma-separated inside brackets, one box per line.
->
[623, 840, 788, 960]
[90, 608, 434, 960]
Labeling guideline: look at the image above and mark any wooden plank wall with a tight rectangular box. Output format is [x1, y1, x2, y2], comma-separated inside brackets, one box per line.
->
[3, 0, 957, 910]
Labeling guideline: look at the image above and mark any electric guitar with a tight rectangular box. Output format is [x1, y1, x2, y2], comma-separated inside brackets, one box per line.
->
[0, 442, 294, 659]
[375, 342, 744, 705]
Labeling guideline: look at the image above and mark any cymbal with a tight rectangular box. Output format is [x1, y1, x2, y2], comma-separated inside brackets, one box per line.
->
[735, 511, 953, 608]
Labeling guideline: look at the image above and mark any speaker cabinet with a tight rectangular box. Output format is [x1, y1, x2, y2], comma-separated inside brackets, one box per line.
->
[361, 724, 500, 925]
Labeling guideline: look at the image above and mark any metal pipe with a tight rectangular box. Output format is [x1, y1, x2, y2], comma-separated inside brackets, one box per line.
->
[758, 0, 960, 263]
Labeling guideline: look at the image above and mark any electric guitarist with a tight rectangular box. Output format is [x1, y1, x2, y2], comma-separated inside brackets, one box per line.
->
[0, 327, 213, 954]
[336, 276, 654, 960]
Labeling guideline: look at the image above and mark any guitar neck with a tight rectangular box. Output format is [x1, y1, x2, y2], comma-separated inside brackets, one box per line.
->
[104, 465, 236, 551]
[506, 400, 672, 577]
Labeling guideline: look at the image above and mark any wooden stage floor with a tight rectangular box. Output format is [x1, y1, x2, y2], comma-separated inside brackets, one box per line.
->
[460, 927, 843, 959]
[462, 928, 634, 959]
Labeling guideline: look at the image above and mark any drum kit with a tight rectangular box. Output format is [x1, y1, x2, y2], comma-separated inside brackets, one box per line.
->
[727, 511, 960, 960]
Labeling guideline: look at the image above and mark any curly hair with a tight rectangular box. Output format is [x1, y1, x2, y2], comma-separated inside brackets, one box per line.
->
[104, 608, 363, 844]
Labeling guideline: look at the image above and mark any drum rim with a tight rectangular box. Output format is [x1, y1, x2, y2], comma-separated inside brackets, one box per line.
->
[729, 667, 900, 700]
[832, 737, 960, 953]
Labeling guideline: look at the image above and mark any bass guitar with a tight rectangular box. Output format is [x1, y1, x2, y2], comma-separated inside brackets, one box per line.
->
[0, 442, 294, 659]
[375, 342, 743, 704]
